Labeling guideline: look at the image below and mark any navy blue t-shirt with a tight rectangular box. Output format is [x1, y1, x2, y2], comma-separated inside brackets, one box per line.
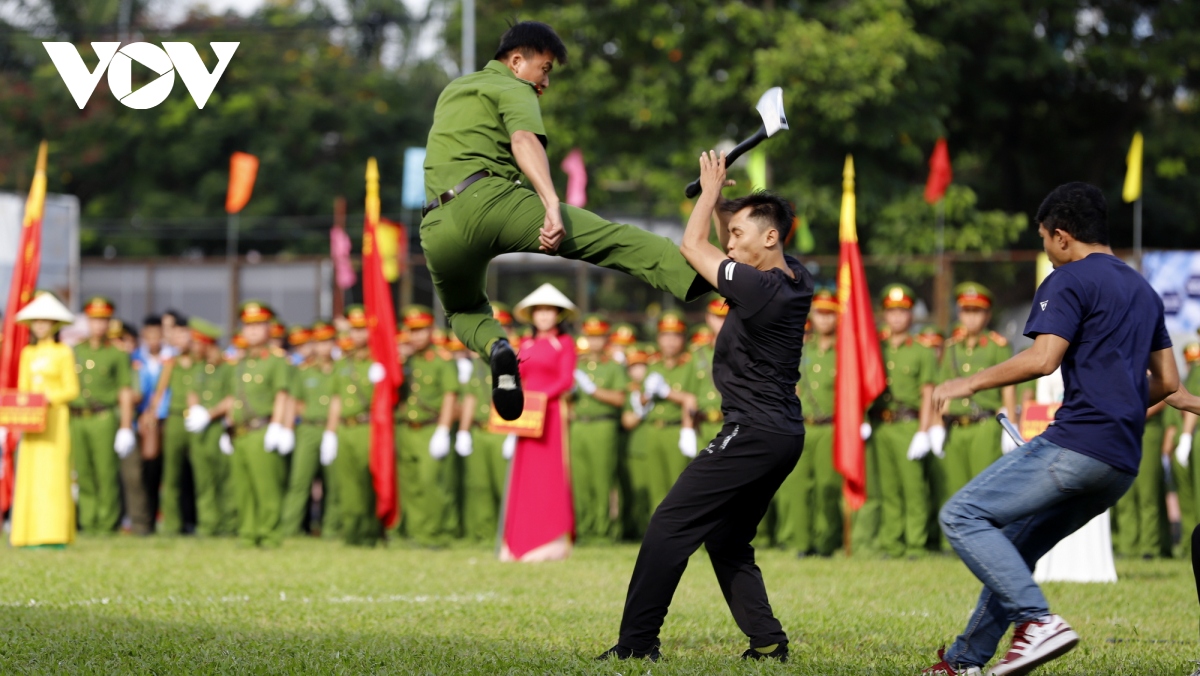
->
[1024, 254, 1171, 474]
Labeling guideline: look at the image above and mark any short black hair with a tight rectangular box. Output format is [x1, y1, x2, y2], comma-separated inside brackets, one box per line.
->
[494, 21, 568, 64]
[721, 191, 795, 244]
[143, 314, 162, 327]
[1035, 182, 1109, 245]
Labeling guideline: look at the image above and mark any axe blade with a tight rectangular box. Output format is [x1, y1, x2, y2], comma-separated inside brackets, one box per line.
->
[756, 87, 789, 138]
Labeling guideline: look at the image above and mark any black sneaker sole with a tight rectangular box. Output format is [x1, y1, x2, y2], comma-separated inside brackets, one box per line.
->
[490, 340, 523, 421]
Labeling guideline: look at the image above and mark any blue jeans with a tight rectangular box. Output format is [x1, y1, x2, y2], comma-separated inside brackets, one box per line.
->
[940, 436, 1135, 668]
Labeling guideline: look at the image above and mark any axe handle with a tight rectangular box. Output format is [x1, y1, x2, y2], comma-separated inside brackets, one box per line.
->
[684, 126, 769, 198]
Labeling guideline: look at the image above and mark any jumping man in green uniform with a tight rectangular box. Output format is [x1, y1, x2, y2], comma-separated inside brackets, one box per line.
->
[571, 314, 629, 542]
[869, 284, 938, 557]
[190, 301, 295, 547]
[420, 21, 708, 422]
[70, 296, 135, 534]
[775, 288, 842, 557]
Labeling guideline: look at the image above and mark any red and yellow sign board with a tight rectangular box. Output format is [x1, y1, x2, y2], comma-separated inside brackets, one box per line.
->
[488, 391, 548, 439]
[0, 391, 46, 432]
[1020, 403, 1061, 441]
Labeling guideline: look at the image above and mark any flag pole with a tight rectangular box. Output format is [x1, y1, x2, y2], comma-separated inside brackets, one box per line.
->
[1133, 196, 1143, 272]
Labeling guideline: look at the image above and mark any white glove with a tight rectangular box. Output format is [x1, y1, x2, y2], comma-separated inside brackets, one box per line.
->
[628, 391, 647, 419]
[928, 425, 946, 459]
[1000, 431, 1018, 455]
[678, 428, 698, 458]
[264, 422, 282, 452]
[275, 426, 295, 456]
[642, 372, 671, 400]
[574, 369, 597, 395]
[184, 404, 211, 433]
[114, 428, 136, 458]
[429, 425, 451, 459]
[860, 422, 872, 441]
[502, 433, 517, 460]
[219, 432, 234, 456]
[1177, 432, 1193, 468]
[907, 431, 932, 461]
[320, 430, 338, 466]
[368, 362, 386, 384]
[455, 430, 473, 457]
[456, 358, 473, 385]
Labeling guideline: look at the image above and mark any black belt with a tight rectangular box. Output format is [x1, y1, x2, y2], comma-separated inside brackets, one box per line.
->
[808, 416, 834, 425]
[341, 413, 372, 427]
[574, 416, 618, 423]
[71, 404, 112, 417]
[422, 170, 492, 217]
[877, 406, 919, 423]
[233, 416, 271, 436]
[946, 411, 996, 427]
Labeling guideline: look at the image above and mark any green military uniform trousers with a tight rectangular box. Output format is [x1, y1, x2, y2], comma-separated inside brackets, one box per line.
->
[1115, 419, 1169, 558]
[190, 423, 235, 536]
[639, 423, 691, 519]
[232, 428, 286, 547]
[396, 423, 457, 545]
[850, 434, 882, 556]
[337, 425, 380, 547]
[943, 422, 1002, 503]
[70, 409, 122, 534]
[1172, 452, 1193, 557]
[462, 429, 508, 543]
[625, 426, 654, 536]
[874, 419, 931, 557]
[159, 414, 190, 534]
[570, 419, 619, 542]
[420, 177, 707, 356]
[281, 422, 338, 537]
[774, 424, 841, 555]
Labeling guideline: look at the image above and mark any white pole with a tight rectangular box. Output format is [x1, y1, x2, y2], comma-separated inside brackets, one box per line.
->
[462, 0, 475, 75]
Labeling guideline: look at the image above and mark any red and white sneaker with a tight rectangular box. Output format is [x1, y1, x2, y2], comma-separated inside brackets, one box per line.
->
[922, 647, 982, 675]
[989, 615, 1079, 676]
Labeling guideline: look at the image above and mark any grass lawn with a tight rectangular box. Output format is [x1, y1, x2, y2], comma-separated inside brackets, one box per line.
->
[0, 537, 1194, 674]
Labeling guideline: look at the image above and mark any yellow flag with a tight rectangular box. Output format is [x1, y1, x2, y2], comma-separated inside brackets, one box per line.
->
[839, 155, 856, 243]
[1122, 132, 1143, 203]
[746, 148, 767, 191]
[377, 220, 399, 282]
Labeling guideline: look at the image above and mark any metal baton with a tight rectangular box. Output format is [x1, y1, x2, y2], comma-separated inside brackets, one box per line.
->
[996, 411, 1026, 447]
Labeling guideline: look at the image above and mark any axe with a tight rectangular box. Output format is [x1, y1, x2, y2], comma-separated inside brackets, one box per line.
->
[684, 86, 790, 198]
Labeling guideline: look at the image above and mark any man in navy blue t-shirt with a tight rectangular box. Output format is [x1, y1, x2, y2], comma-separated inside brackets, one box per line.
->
[923, 183, 1180, 676]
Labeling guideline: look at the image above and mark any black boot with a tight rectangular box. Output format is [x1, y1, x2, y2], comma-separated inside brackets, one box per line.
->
[596, 644, 661, 662]
[490, 338, 523, 421]
[742, 643, 788, 662]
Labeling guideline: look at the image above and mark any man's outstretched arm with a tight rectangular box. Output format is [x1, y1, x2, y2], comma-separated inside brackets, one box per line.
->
[680, 150, 731, 288]
[511, 130, 564, 252]
[932, 333, 1069, 412]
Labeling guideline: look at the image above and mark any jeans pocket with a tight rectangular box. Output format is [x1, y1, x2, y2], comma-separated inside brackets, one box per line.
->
[1047, 447, 1114, 493]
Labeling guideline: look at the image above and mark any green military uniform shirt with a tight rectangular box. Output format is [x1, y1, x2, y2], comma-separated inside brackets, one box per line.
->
[397, 348, 459, 425]
[643, 355, 695, 425]
[333, 351, 373, 420]
[166, 355, 202, 415]
[938, 332, 1013, 417]
[877, 335, 936, 413]
[424, 60, 546, 198]
[574, 356, 629, 420]
[227, 347, 291, 425]
[800, 341, 836, 422]
[194, 359, 230, 410]
[72, 342, 131, 408]
[464, 356, 493, 425]
[690, 345, 723, 424]
[291, 360, 336, 424]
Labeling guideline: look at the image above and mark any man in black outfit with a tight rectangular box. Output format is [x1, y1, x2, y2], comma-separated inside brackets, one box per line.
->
[598, 150, 813, 662]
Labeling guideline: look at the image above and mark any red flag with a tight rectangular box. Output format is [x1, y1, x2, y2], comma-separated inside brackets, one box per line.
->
[225, 152, 259, 214]
[0, 141, 48, 513]
[363, 158, 403, 528]
[923, 138, 952, 204]
[833, 156, 886, 510]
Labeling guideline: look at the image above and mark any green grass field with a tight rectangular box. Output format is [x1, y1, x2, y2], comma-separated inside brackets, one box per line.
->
[0, 537, 1195, 675]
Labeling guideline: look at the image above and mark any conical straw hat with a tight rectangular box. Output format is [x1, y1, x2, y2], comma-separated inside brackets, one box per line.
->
[15, 292, 74, 325]
[514, 283, 578, 323]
